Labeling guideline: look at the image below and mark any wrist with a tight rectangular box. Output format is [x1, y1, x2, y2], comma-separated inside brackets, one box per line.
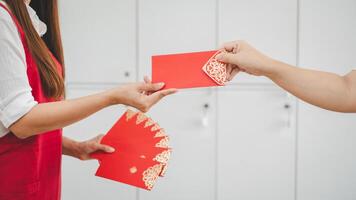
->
[263, 58, 284, 80]
[101, 89, 123, 106]
[63, 138, 82, 159]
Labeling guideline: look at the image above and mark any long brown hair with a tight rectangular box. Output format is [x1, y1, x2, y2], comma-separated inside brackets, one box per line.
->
[4, 0, 64, 99]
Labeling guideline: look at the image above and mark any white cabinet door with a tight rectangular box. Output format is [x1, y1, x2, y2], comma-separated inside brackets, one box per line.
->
[217, 86, 295, 200]
[62, 85, 136, 200]
[298, 1, 356, 199]
[60, 0, 136, 84]
[299, 0, 356, 74]
[218, 0, 297, 84]
[139, 89, 216, 200]
[298, 104, 356, 200]
[138, 0, 216, 78]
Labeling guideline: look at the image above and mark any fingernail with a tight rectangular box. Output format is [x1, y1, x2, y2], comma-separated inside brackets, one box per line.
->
[108, 147, 115, 153]
[157, 82, 165, 87]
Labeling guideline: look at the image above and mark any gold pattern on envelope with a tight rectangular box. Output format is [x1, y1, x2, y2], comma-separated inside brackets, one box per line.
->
[119, 109, 172, 190]
[126, 110, 136, 121]
[142, 164, 162, 190]
[202, 51, 227, 85]
[151, 124, 161, 131]
[153, 150, 171, 164]
[136, 113, 147, 125]
[156, 137, 169, 148]
[154, 129, 166, 138]
[145, 118, 155, 128]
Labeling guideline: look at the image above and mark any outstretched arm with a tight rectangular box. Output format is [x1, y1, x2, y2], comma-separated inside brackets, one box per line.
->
[217, 40, 356, 112]
[265, 60, 356, 112]
[10, 82, 177, 139]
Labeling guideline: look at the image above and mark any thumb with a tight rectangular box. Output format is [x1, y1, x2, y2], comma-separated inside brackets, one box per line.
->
[216, 52, 239, 65]
[95, 143, 115, 153]
[139, 82, 165, 92]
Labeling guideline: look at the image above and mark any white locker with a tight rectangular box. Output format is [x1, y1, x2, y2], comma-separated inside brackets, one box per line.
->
[62, 85, 136, 200]
[217, 86, 295, 200]
[138, 0, 216, 79]
[298, 1, 356, 199]
[139, 89, 217, 200]
[218, 0, 297, 84]
[298, 104, 356, 200]
[299, 0, 356, 74]
[59, 0, 136, 84]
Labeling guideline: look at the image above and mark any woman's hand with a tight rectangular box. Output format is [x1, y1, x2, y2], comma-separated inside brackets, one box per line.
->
[105, 81, 178, 112]
[216, 40, 276, 80]
[67, 135, 115, 161]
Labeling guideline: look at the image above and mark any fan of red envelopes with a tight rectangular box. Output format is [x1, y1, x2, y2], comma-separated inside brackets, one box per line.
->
[90, 109, 171, 190]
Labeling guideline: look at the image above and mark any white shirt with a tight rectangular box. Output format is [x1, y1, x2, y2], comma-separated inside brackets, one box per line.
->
[0, 1, 47, 137]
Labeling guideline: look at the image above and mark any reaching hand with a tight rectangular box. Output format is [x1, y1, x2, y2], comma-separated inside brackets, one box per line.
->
[106, 80, 178, 112]
[216, 40, 275, 81]
[74, 134, 114, 161]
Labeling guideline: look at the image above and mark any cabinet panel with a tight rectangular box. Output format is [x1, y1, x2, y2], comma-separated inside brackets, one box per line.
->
[219, 0, 297, 83]
[299, 0, 356, 73]
[62, 85, 136, 200]
[139, 89, 216, 200]
[138, 0, 216, 79]
[298, 104, 356, 200]
[60, 0, 136, 83]
[217, 86, 295, 200]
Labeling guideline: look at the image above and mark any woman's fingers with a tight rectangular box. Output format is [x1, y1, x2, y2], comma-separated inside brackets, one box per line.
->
[219, 41, 236, 52]
[220, 41, 240, 53]
[144, 89, 178, 110]
[144, 76, 151, 84]
[95, 143, 115, 153]
[91, 134, 115, 153]
[139, 82, 165, 92]
[227, 68, 240, 81]
[143, 76, 152, 95]
[216, 52, 240, 65]
[226, 64, 234, 76]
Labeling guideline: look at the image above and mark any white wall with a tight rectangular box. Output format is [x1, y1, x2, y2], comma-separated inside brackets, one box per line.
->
[59, 0, 356, 200]
[297, 0, 356, 200]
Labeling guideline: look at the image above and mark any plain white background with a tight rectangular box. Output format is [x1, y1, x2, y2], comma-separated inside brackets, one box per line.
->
[59, 0, 356, 200]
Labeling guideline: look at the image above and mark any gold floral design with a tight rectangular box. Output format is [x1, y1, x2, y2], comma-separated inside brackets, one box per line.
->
[153, 150, 171, 164]
[142, 164, 162, 190]
[155, 137, 169, 148]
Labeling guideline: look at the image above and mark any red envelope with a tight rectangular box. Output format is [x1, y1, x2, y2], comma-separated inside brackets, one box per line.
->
[152, 50, 227, 89]
[90, 110, 172, 190]
[95, 152, 163, 190]
[95, 111, 169, 149]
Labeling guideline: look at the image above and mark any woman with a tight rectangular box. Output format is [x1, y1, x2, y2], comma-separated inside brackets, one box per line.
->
[217, 40, 356, 112]
[0, 0, 177, 199]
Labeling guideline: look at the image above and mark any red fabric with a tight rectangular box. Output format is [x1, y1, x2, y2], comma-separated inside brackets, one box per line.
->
[0, 4, 63, 200]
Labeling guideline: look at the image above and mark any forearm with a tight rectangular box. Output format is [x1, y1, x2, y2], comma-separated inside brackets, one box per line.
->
[10, 91, 114, 138]
[267, 60, 356, 112]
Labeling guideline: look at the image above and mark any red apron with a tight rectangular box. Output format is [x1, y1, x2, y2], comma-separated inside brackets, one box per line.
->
[0, 3, 62, 200]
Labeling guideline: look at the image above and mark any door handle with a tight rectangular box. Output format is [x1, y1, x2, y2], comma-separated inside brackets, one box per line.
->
[201, 103, 210, 127]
